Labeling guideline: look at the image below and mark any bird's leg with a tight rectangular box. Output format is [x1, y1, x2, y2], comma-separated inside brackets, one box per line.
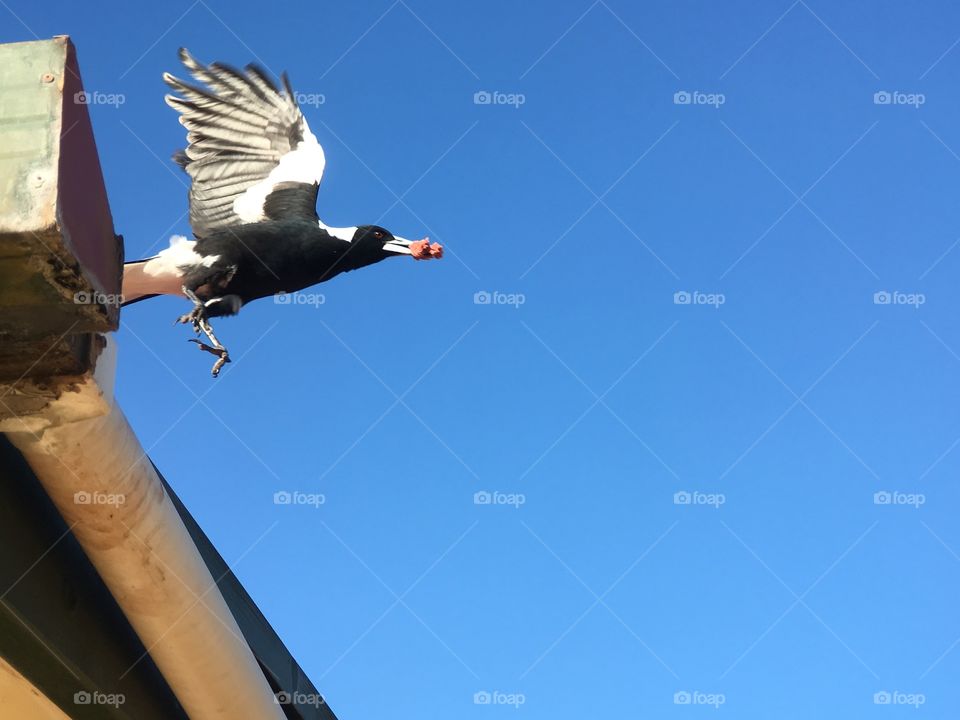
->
[177, 287, 232, 377]
[189, 317, 231, 377]
[175, 287, 205, 335]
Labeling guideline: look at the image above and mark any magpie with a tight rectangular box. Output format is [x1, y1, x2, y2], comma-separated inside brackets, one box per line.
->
[122, 48, 443, 376]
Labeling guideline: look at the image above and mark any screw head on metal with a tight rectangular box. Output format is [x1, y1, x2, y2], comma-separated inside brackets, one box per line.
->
[41, 73, 55, 83]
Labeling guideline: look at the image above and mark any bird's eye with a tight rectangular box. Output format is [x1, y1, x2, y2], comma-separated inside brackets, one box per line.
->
[373, 230, 384, 240]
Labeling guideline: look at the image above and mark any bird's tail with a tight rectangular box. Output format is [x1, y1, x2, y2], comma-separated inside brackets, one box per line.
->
[121, 260, 161, 306]
[121, 257, 184, 307]
[121, 235, 198, 306]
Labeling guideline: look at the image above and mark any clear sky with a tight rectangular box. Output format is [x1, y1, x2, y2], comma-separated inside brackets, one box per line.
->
[4, 0, 960, 717]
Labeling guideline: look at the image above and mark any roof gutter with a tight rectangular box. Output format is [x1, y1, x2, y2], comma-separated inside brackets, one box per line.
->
[4, 341, 284, 720]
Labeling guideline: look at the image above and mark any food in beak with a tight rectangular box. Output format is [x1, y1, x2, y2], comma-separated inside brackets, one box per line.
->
[409, 237, 444, 260]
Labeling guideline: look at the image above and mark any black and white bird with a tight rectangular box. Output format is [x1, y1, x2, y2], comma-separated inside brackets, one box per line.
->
[122, 48, 443, 376]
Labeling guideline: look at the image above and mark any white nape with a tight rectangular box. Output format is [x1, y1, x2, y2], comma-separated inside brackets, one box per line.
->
[318, 221, 358, 243]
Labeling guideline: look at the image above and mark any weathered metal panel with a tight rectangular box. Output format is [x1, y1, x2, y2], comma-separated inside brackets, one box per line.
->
[0, 39, 60, 231]
[0, 37, 122, 375]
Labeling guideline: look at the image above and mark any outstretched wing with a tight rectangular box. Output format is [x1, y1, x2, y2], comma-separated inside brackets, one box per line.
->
[164, 48, 325, 238]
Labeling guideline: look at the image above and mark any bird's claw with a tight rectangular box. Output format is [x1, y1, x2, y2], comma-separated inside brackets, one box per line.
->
[175, 306, 204, 332]
[188, 339, 231, 378]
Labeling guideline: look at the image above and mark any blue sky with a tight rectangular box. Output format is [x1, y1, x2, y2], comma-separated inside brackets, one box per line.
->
[5, 0, 960, 716]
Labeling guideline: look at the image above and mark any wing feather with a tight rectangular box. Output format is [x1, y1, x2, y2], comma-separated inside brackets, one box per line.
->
[164, 48, 325, 238]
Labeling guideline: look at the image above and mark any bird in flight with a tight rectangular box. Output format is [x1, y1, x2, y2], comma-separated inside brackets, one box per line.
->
[122, 48, 443, 376]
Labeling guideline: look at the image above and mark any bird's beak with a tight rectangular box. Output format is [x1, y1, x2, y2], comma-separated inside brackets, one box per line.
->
[383, 236, 415, 255]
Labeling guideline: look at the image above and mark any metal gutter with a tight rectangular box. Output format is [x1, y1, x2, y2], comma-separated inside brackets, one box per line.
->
[0, 435, 188, 720]
[5, 372, 285, 720]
